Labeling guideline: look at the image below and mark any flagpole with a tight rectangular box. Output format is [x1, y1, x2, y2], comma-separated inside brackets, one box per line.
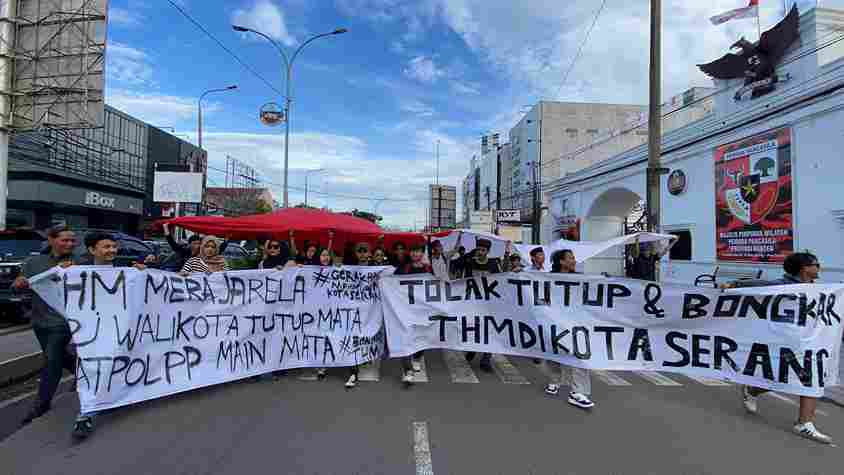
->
[756, 9, 762, 41]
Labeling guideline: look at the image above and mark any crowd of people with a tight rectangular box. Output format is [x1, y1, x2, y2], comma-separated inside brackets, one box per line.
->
[9, 224, 833, 445]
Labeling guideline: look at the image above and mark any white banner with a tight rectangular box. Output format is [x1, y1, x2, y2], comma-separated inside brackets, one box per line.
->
[31, 266, 388, 413]
[153, 172, 204, 203]
[514, 232, 677, 270]
[381, 273, 844, 397]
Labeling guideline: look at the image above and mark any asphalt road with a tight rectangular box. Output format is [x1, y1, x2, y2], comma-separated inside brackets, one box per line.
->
[1, 350, 842, 475]
[0, 330, 39, 363]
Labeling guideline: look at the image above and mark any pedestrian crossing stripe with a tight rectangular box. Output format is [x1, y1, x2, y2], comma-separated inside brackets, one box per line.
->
[284, 351, 782, 390]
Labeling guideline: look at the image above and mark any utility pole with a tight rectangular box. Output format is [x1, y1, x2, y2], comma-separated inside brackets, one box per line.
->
[532, 102, 543, 244]
[436, 141, 441, 231]
[646, 0, 668, 279]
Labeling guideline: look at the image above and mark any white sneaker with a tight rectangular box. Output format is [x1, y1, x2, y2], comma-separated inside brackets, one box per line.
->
[544, 384, 560, 396]
[345, 374, 357, 388]
[402, 370, 414, 385]
[412, 359, 422, 372]
[317, 368, 327, 380]
[568, 392, 595, 409]
[742, 385, 758, 414]
[793, 422, 833, 444]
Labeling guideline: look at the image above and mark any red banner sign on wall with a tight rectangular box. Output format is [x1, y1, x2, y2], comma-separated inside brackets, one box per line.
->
[714, 127, 793, 262]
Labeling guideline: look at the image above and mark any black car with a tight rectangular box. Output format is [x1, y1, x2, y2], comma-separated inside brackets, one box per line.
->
[0, 229, 46, 323]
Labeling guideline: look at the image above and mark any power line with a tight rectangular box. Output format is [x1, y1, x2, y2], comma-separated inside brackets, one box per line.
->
[555, 0, 608, 99]
[166, 0, 284, 97]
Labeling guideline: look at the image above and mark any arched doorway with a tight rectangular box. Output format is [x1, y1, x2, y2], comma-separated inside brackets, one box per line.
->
[583, 187, 643, 275]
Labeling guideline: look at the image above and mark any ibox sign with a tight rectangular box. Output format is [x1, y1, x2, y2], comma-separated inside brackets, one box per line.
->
[85, 192, 116, 209]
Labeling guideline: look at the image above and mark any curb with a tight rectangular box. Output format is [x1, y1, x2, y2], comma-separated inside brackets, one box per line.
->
[0, 324, 31, 336]
[0, 352, 43, 387]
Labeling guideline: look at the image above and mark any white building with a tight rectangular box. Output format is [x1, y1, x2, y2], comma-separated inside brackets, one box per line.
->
[509, 101, 646, 219]
[546, 7, 844, 285]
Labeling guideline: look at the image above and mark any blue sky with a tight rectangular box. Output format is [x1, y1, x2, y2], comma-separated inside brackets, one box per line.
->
[106, 0, 819, 227]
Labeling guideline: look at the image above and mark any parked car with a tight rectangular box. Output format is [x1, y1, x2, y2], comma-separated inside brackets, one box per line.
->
[0, 228, 47, 323]
[222, 242, 249, 260]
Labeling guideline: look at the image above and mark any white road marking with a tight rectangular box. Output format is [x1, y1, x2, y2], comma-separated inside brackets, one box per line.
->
[684, 375, 730, 386]
[442, 350, 479, 383]
[491, 354, 531, 384]
[635, 372, 683, 386]
[591, 370, 632, 386]
[357, 360, 380, 382]
[412, 354, 429, 382]
[413, 421, 435, 475]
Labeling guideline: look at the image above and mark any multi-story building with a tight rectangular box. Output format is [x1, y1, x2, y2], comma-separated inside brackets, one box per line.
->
[7, 105, 206, 236]
[509, 101, 646, 219]
[428, 184, 457, 231]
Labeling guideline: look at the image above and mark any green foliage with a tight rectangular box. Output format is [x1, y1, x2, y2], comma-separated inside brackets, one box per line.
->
[227, 255, 259, 270]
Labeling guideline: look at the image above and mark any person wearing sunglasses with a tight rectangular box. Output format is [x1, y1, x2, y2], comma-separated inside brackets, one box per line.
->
[722, 252, 832, 444]
[258, 237, 292, 270]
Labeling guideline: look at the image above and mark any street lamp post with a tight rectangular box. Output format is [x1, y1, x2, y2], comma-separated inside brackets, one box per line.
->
[197, 85, 237, 216]
[304, 168, 325, 207]
[232, 25, 347, 208]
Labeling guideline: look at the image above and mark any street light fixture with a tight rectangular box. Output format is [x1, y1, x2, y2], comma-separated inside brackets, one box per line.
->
[232, 24, 347, 208]
[198, 85, 237, 151]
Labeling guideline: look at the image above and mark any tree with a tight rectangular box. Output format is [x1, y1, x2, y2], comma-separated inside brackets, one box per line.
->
[209, 189, 273, 216]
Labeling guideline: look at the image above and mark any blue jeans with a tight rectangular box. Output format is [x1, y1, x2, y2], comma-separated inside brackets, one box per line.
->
[32, 324, 76, 411]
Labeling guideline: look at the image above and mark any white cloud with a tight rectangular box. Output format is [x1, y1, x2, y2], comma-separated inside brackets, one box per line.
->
[450, 80, 480, 95]
[404, 55, 445, 83]
[399, 99, 435, 117]
[109, 7, 143, 27]
[107, 42, 154, 85]
[106, 89, 220, 126]
[232, 0, 296, 47]
[198, 128, 472, 227]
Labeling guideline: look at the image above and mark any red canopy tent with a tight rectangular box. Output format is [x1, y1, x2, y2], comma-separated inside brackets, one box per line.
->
[161, 208, 427, 254]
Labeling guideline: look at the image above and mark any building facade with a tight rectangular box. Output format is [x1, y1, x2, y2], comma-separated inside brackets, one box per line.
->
[509, 101, 646, 220]
[8, 106, 149, 234]
[428, 184, 457, 231]
[546, 7, 844, 284]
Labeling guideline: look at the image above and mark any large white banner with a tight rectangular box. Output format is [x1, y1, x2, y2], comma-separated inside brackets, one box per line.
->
[31, 266, 387, 413]
[381, 273, 844, 397]
[514, 232, 678, 270]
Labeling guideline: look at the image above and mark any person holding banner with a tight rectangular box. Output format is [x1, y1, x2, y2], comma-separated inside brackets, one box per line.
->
[14, 226, 79, 428]
[463, 238, 511, 372]
[344, 242, 373, 388]
[257, 237, 291, 270]
[629, 237, 668, 281]
[429, 231, 461, 281]
[395, 243, 433, 385]
[543, 249, 595, 410]
[180, 236, 228, 274]
[722, 252, 833, 444]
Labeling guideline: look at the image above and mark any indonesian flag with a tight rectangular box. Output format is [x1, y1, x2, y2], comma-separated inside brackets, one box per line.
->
[710, 0, 759, 25]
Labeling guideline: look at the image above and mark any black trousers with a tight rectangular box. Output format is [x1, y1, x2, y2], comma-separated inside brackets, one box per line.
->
[32, 324, 76, 410]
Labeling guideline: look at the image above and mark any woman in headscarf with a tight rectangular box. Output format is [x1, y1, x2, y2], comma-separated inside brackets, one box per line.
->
[180, 236, 227, 274]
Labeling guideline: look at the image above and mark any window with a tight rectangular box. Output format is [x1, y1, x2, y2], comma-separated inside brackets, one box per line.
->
[668, 230, 692, 261]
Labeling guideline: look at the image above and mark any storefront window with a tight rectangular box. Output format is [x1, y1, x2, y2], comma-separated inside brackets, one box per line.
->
[668, 230, 692, 261]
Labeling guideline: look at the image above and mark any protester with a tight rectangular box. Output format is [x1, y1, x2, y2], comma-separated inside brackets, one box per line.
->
[372, 247, 388, 266]
[258, 237, 291, 270]
[543, 249, 595, 409]
[180, 236, 228, 274]
[70, 232, 149, 439]
[528, 247, 546, 272]
[313, 241, 338, 381]
[463, 238, 511, 372]
[389, 241, 408, 268]
[14, 226, 78, 428]
[163, 223, 229, 271]
[450, 245, 467, 278]
[629, 237, 668, 281]
[722, 252, 832, 444]
[508, 253, 524, 273]
[429, 232, 461, 280]
[395, 243, 433, 385]
[344, 242, 373, 388]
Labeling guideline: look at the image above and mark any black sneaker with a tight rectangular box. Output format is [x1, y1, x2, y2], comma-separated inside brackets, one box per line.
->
[72, 416, 95, 440]
[21, 403, 50, 427]
[465, 352, 476, 362]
